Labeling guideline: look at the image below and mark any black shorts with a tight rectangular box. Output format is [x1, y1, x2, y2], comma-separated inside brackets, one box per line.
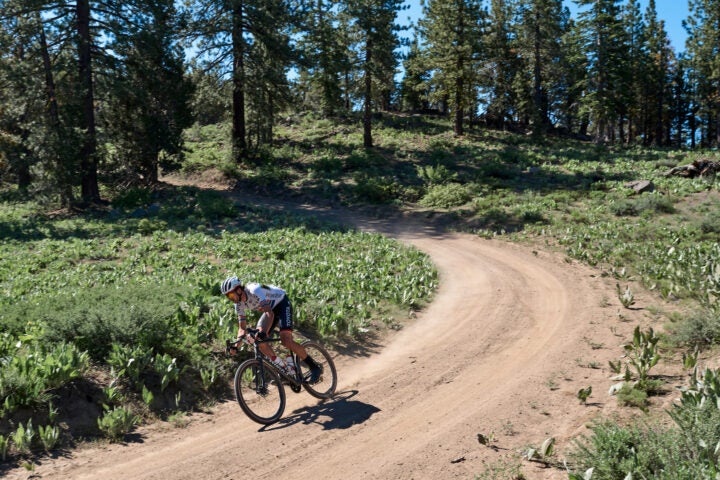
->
[258, 297, 293, 332]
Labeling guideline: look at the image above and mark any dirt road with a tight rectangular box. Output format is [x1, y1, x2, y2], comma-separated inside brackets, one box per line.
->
[6, 190, 651, 480]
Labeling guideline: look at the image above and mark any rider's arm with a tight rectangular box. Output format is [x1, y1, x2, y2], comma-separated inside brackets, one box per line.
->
[236, 306, 248, 341]
[237, 319, 247, 339]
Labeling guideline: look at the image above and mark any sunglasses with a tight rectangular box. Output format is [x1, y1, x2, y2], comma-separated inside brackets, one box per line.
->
[226, 290, 241, 302]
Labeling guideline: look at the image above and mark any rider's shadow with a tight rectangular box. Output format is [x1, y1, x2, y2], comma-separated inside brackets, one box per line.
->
[259, 390, 380, 432]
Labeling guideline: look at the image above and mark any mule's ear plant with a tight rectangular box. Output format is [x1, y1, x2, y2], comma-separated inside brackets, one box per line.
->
[624, 326, 661, 383]
[12, 420, 34, 455]
[37, 424, 60, 451]
[616, 283, 636, 308]
[525, 437, 556, 464]
[682, 347, 699, 370]
[577, 386, 592, 404]
[0, 434, 9, 460]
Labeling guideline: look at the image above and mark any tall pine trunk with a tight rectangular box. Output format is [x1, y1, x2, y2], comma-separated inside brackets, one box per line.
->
[232, 0, 247, 163]
[363, 35, 373, 148]
[77, 0, 100, 203]
[38, 13, 74, 206]
[454, 74, 464, 136]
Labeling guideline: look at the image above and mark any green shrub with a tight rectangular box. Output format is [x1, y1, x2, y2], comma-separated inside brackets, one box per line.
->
[671, 308, 720, 348]
[37, 284, 184, 361]
[0, 341, 89, 414]
[419, 183, 472, 208]
[416, 163, 457, 185]
[352, 174, 399, 204]
[137, 218, 168, 235]
[616, 383, 649, 409]
[37, 424, 60, 451]
[611, 194, 675, 217]
[311, 151, 343, 177]
[700, 216, 720, 235]
[11, 420, 34, 455]
[106, 343, 153, 385]
[569, 420, 705, 480]
[196, 190, 237, 219]
[111, 188, 153, 209]
[0, 434, 8, 460]
[97, 407, 138, 442]
[477, 156, 520, 180]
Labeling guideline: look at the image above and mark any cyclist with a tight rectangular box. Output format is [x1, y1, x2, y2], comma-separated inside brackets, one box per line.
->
[221, 276, 322, 383]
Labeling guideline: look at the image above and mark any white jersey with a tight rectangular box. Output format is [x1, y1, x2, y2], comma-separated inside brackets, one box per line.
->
[234, 282, 286, 322]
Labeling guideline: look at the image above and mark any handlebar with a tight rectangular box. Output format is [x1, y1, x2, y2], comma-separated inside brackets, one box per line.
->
[225, 328, 276, 355]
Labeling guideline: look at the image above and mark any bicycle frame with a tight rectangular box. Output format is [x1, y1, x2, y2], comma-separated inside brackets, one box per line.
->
[228, 327, 337, 424]
[233, 330, 306, 390]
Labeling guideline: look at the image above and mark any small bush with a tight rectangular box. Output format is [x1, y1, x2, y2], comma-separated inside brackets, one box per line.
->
[352, 175, 400, 204]
[196, 190, 237, 219]
[37, 424, 61, 451]
[569, 420, 702, 479]
[700, 216, 720, 235]
[611, 194, 675, 217]
[416, 163, 457, 185]
[11, 420, 34, 455]
[111, 188, 153, 209]
[616, 383, 648, 410]
[97, 407, 139, 442]
[419, 183, 472, 208]
[36, 284, 184, 361]
[671, 308, 720, 348]
[311, 152, 343, 177]
[0, 434, 8, 460]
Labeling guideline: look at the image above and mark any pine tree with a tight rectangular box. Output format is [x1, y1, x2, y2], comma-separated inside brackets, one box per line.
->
[574, 0, 626, 143]
[399, 35, 431, 112]
[187, 0, 294, 162]
[515, 0, 568, 134]
[556, 17, 589, 135]
[618, 0, 645, 144]
[346, 0, 405, 147]
[418, 0, 485, 136]
[642, 0, 673, 146]
[483, 0, 519, 130]
[295, 1, 348, 116]
[684, 0, 720, 147]
[106, 0, 194, 184]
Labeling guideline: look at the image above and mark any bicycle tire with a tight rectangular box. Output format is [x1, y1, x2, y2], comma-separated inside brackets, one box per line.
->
[300, 341, 337, 399]
[234, 359, 286, 425]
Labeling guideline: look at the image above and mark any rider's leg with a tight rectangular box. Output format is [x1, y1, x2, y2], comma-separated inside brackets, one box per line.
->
[279, 330, 308, 358]
[275, 298, 321, 381]
[256, 313, 276, 358]
[279, 330, 321, 382]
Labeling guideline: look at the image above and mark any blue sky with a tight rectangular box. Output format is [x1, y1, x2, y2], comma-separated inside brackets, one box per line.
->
[401, 1, 691, 52]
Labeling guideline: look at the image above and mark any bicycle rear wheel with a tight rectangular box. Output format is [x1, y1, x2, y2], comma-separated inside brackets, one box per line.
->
[234, 359, 286, 425]
[301, 341, 337, 399]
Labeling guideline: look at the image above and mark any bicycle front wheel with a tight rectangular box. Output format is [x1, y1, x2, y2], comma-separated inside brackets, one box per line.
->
[301, 341, 337, 399]
[234, 359, 286, 425]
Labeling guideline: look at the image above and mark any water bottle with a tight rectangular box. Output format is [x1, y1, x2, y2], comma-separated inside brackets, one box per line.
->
[272, 356, 286, 371]
[285, 356, 296, 376]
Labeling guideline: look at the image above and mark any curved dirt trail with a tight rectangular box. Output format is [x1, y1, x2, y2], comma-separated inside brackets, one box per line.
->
[7, 190, 645, 480]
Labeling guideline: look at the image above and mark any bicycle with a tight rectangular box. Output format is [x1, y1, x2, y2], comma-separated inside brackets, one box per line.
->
[226, 327, 338, 425]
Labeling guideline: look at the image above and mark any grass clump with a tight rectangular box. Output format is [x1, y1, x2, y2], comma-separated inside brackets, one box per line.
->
[419, 183, 473, 208]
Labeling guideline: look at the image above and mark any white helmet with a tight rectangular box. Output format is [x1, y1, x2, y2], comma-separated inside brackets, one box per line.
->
[221, 276, 242, 295]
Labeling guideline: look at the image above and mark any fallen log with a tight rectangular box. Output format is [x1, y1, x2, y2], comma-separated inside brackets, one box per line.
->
[664, 158, 720, 178]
